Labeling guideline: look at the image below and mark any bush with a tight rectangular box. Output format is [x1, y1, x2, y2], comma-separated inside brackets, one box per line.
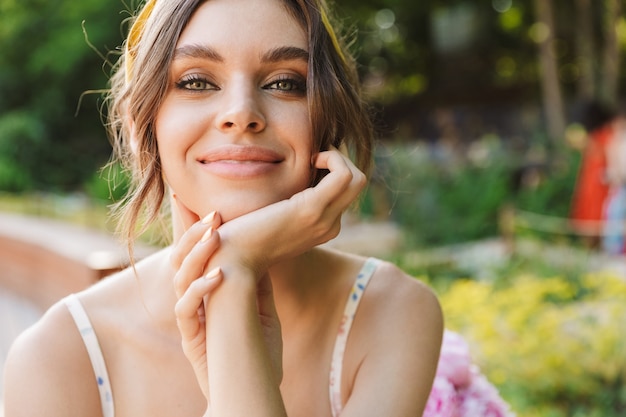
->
[371, 139, 581, 249]
[439, 272, 626, 417]
[0, 111, 45, 192]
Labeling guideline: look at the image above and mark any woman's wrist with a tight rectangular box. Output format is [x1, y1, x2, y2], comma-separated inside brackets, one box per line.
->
[204, 263, 258, 311]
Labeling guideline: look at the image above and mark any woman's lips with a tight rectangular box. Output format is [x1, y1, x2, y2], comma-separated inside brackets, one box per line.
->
[197, 145, 284, 179]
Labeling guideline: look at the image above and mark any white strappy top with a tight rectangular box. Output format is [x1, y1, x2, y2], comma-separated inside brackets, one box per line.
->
[65, 258, 379, 417]
[329, 258, 378, 416]
[65, 293, 115, 417]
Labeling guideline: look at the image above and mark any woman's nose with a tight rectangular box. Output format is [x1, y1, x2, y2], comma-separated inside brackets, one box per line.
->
[215, 82, 266, 134]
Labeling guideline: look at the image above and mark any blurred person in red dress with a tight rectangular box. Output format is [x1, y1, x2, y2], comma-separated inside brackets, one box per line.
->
[570, 100, 618, 247]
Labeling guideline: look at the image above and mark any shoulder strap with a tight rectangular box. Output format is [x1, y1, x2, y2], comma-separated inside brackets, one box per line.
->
[329, 258, 379, 417]
[65, 294, 115, 417]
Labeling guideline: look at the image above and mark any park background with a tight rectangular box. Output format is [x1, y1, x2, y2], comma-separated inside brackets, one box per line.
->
[1, 0, 626, 416]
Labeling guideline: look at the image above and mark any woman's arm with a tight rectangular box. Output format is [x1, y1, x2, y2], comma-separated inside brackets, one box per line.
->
[339, 265, 443, 417]
[172, 148, 366, 416]
[204, 270, 287, 417]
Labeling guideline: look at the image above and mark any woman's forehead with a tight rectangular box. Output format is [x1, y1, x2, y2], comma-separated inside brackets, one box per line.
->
[176, 0, 307, 51]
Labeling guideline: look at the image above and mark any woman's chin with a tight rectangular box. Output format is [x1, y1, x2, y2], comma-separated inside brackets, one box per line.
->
[179, 178, 311, 223]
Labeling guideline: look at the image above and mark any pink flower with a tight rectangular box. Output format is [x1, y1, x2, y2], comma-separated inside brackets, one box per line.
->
[436, 330, 472, 388]
[457, 371, 513, 417]
[424, 330, 515, 417]
[423, 377, 460, 417]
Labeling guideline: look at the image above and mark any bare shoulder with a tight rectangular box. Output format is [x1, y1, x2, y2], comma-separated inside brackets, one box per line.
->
[348, 256, 444, 360]
[341, 259, 443, 415]
[367, 259, 443, 328]
[3, 298, 102, 416]
[4, 249, 172, 416]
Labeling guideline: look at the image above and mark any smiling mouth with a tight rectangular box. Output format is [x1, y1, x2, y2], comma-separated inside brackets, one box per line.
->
[198, 146, 284, 164]
[199, 159, 279, 164]
[197, 145, 284, 179]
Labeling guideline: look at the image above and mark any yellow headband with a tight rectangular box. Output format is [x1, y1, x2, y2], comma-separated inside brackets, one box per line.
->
[320, 7, 347, 66]
[125, 0, 157, 83]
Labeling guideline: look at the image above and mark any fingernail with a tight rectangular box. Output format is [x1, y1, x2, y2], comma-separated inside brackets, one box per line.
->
[200, 227, 213, 243]
[205, 267, 221, 280]
[202, 211, 216, 224]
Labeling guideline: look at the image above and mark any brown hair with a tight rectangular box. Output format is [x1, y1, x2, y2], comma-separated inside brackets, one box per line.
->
[106, 0, 374, 250]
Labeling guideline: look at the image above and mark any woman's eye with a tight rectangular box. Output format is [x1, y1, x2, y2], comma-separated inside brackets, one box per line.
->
[265, 78, 306, 93]
[175, 76, 216, 91]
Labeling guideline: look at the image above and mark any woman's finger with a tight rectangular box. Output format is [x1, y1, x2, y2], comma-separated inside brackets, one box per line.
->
[175, 267, 223, 340]
[309, 148, 367, 212]
[173, 228, 221, 299]
[170, 209, 222, 270]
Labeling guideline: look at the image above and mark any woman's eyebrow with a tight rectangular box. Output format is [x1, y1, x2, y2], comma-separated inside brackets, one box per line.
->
[173, 44, 224, 62]
[172, 44, 309, 64]
[260, 46, 309, 63]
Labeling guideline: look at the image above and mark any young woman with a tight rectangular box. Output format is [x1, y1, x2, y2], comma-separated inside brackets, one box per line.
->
[4, 0, 443, 416]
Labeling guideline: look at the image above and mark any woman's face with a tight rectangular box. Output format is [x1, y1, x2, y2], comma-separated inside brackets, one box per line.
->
[155, 0, 312, 221]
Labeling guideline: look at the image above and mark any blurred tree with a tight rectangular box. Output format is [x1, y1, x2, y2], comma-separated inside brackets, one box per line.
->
[573, 0, 623, 106]
[532, 0, 565, 144]
[575, 0, 595, 101]
[338, 0, 545, 141]
[0, 0, 125, 191]
[599, 0, 622, 105]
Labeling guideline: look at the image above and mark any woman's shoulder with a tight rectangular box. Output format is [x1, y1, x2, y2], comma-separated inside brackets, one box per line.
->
[368, 258, 442, 319]
[330, 251, 443, 345]
[7, 295, 83, 359]
[354, 257, 444, 361]
[3, 296, 103, 415]
[3, 249, 171, 415]
[328, 250, 441, 322]
[5, 248, 165, 365]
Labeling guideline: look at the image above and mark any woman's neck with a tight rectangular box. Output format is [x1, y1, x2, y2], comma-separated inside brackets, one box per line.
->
[268, 247, 327, 298]
[268, 247, 355, 327]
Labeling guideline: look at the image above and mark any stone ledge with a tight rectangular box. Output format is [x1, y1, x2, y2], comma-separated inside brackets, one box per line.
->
[0, 212, 154, 309]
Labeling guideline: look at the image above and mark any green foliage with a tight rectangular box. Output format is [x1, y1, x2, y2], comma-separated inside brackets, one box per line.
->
[513, 150, 580, 218]
[440, 271, 626, 417]
[374, 140, 580, 249]
[0, 0, 125, 191]
[0, 111, 45, 191]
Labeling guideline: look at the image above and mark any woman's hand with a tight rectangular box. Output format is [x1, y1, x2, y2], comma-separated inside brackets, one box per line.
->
[170, 209, 223, 401]
[170, 207, 284, 401]
[215, 146, 366, 274]
[172, 201, 284, 390]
